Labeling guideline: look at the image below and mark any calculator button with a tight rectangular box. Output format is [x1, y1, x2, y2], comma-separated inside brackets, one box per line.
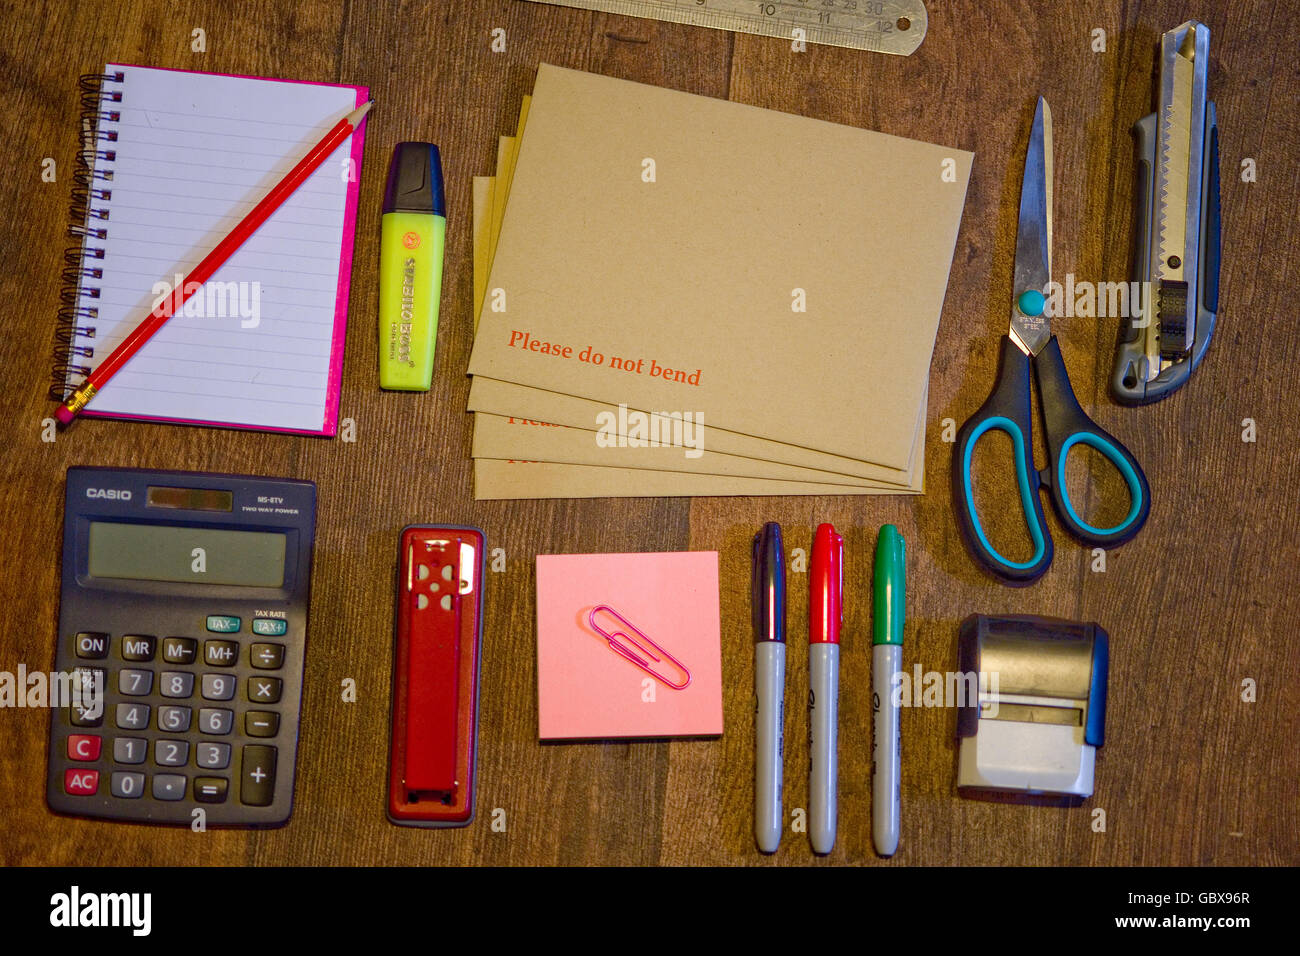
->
[245, 711, 280, 738]
[198, 707, 233, 735]
[118, 669, 154, 696]
[240, 746, 277, 806]
[196, 742, 231, 769]
[120, 635, 157, 661]
[201, 674, 236, 701]
[74, 632, 109, 659]
[159, 671, 194, 699]
[69, 670, 107, 725]
[113, 737, 147, 764]
[154, 739, 190, 767]
[64, 769, 99, 795]
[206, 615, 241, 633]
[250, 643, 286, 669]
[194, 777, 229, 804]
[67, 734, 102, 761]
[157, 706, 192, 732]
[162, 637, 198, 664]
[204, 640, 239, 666]
[69, 701, 104, 728]
[247, 676, 282, 704]
[72, 666, 106, 699]
[116, 702, 151, 730]
[152, 774, 187, 801]
[110, 772, 145, 799]
[251, 618, 288, 637]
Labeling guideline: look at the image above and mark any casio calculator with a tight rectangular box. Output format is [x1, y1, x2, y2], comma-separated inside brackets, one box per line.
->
[47, 467, 316, 827]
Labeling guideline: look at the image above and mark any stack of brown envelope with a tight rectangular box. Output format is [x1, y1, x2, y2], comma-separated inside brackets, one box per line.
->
[468, 65, 971, 499]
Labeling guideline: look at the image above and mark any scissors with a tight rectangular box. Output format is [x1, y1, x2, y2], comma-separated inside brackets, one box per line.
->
[953, 97, 1151, 584]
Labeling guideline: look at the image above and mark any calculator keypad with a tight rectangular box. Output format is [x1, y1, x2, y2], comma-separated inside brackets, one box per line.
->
[50, 620, 293, 824]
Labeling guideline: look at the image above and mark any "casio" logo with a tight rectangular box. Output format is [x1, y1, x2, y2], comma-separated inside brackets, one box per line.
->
[86, 488, 132, 500]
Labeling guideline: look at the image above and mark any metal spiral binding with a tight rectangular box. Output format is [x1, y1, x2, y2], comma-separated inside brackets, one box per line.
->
[50, 71, 123, 400]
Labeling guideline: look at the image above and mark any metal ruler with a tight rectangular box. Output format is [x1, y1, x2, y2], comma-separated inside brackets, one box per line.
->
[520, 0, 928, 56]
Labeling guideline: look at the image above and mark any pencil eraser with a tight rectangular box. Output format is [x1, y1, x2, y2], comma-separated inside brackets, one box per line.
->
[54, 406, 75, 426]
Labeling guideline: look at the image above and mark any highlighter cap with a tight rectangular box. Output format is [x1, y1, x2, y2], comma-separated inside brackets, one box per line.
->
[383, 142, 445, 217]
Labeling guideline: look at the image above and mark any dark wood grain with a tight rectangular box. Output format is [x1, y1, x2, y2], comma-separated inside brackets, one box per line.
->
[1, 0, 1296, 866]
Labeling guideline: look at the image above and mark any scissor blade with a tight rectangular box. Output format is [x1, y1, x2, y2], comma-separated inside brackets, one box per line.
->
[1009, 97, 1053, 357]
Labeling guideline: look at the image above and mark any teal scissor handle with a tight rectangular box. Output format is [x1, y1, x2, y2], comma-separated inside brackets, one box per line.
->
[952, 336, 1055, 584]
[1034, 336, 1151, 546]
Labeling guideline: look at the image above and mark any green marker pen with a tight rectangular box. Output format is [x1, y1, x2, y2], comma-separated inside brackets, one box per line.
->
[872, 524, 905, 857]
[379, 142, 445, 390]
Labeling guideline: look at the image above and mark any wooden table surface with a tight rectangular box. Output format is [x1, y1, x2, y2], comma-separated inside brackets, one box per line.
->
[2, 0, 1297, 867]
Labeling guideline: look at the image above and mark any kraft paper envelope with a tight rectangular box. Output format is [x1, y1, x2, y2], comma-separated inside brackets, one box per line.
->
[472, 405, 925, 490]
[468, 64, 972, 470]
[472, 176, 492, 328]
[475, 412, 879, 485]
[472, 116, 925, 488]
[475, 459, 916, 498]
[468, 113, 923, 497]
[469, 374, 923, 485]
[469, 83, 922, 499]
[536, 551, 723, 739]
[473, 180, 923, 497]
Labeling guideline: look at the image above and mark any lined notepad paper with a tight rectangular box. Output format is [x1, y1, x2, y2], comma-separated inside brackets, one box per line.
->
[68, 64, 367, 433]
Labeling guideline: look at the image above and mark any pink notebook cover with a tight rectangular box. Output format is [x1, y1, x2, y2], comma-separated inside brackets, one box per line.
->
[70, 64, 369, 435]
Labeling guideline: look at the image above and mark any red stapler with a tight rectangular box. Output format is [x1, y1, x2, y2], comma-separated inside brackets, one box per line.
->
[388, 525, 486, 827]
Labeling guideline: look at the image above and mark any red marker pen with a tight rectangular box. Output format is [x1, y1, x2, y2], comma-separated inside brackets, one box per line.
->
[809, 523, 843, 855]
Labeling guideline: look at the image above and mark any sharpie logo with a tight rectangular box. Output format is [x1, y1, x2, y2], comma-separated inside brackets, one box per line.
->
[398, 257, 415, 367]
[86, 488, 132, 500]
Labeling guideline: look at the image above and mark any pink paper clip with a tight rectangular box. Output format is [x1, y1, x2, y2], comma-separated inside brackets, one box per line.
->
[588, 605, 692, 691]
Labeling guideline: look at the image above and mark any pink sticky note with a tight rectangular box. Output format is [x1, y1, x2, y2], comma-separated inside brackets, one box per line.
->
[536, 551, 723, 740]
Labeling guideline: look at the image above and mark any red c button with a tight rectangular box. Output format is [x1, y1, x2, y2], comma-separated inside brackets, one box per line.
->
[67, 734, 102, 761]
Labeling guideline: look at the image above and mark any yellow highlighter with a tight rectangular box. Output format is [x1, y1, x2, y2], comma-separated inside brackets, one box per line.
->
[379, 142, 445, 390]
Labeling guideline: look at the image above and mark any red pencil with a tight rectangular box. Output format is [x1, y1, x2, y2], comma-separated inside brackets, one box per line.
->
[56, 101, 373, 425]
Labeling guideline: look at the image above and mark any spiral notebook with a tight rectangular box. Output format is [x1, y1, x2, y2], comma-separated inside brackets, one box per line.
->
[51, 64, 368, 434]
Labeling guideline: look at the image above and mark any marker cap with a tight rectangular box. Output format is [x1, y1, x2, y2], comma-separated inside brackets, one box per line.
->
[873, 525, 906, 646]
[809, 523, 843, 645]
[752, 522, 786, 644]
[383, 142, 445, 217]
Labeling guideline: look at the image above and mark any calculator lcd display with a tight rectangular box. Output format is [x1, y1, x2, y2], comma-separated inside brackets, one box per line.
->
[87, 522, 287, 587]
